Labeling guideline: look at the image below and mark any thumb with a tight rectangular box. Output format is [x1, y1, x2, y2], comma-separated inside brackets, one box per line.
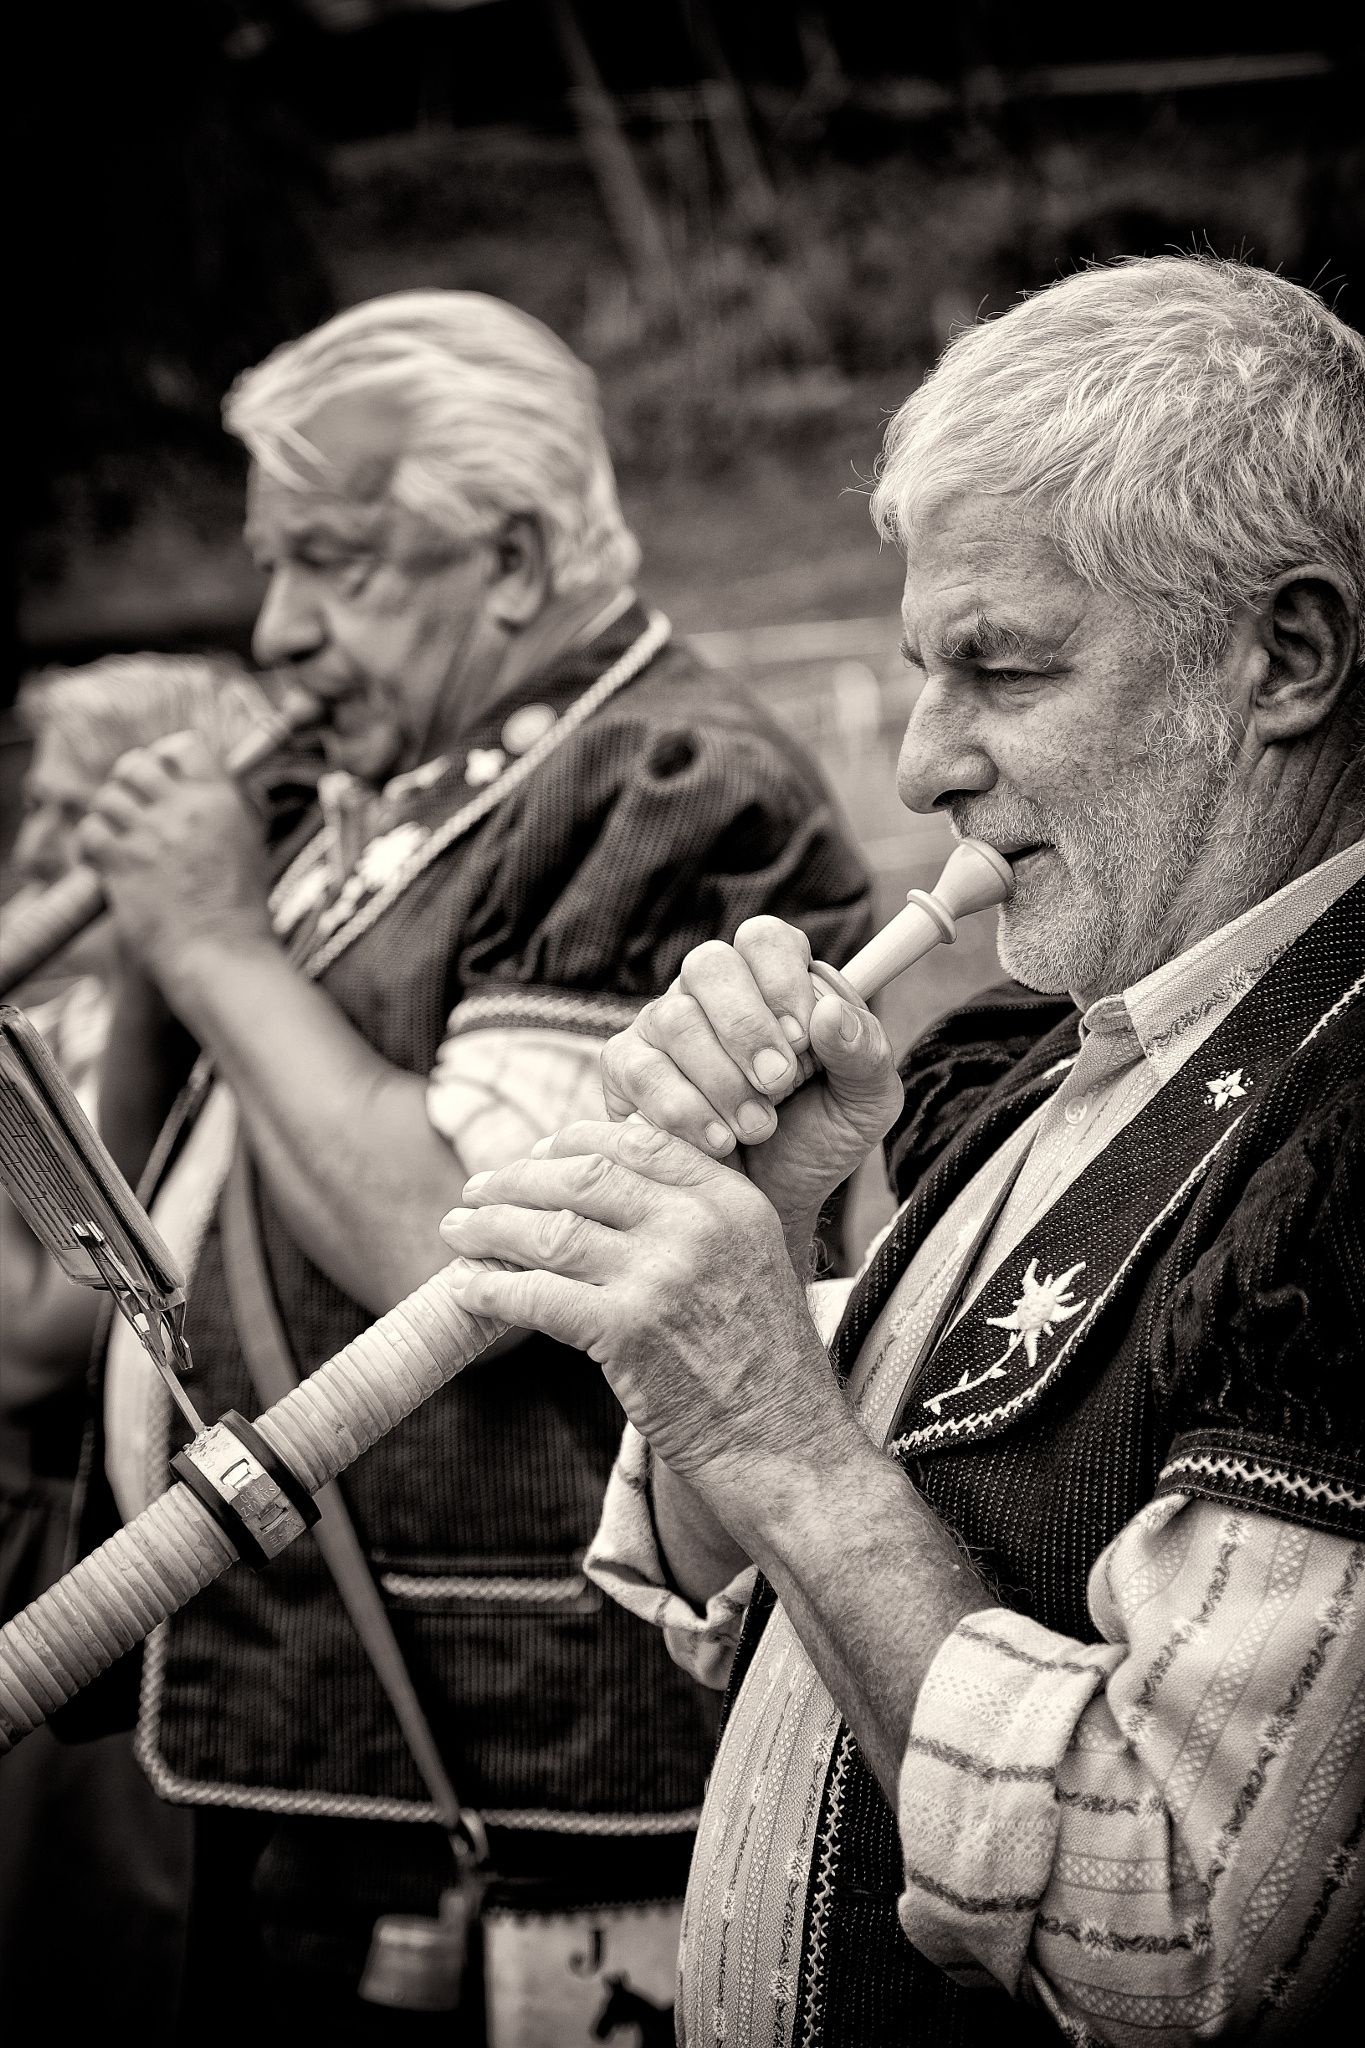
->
[806, 990, 902, 1134]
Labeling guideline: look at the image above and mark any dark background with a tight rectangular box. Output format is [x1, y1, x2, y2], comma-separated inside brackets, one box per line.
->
[13, 2, 1364, 682]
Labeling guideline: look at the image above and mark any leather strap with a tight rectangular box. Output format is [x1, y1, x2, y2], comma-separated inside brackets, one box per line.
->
[220, 1136, 482, 1857]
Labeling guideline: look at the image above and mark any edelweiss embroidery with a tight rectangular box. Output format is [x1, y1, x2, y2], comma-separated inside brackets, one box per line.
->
[923, 1258, 1088, 1416]
[1206, 1067, 1251, 1110]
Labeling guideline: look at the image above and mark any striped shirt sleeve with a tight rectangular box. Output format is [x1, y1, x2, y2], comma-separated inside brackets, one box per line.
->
[897, 1492, 1365, 2040]
[425, 1024, 611, 1174]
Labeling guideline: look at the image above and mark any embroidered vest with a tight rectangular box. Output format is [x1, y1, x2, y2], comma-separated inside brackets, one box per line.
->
[730, 880, 1365, 2044]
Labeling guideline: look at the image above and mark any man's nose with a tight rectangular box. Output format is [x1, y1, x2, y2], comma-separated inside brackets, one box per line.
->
[895, 676, 995, 815]
[252, 566, 324, 669]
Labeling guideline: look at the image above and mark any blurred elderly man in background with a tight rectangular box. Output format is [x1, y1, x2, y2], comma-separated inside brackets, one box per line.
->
[436, 257, 1365, 2041]
[1, 654, 272, 2038]
[65, 292, 869, 2039]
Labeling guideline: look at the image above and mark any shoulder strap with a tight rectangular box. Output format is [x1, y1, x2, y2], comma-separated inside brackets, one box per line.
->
[220, 1137, 484, 1860]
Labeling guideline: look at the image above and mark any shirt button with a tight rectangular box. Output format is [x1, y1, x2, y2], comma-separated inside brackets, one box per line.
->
[1064, 1097, 1088, 1126]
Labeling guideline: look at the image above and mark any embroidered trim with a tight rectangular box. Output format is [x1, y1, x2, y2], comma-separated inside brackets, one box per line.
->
[444, 987, 648, 1039]
[890, 1117, 1246, 1453]
[379, 1568, 601, 1610]
[889, 964, 1365, 1452]
[269, 611, 671, 983]
[799, 1725, 853, 2048]
[134, 1624, 700, 1830]
[1158, 1452, 1365, 1518]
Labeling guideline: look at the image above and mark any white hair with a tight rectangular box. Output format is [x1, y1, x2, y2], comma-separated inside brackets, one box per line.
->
[224, 290, 640, 598]
[870, 256, 1365, 682]
[18, 654, 268, 781]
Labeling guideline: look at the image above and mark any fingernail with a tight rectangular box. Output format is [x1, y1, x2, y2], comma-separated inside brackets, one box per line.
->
[440, 1206, 472, 1230]
[838, 1001, 860, 1042]
[704, 1120, 734, 1153]
[753, 1047, 791, 1088]
[530, 1136, 554, 1157]
[463, 1171, 493, 1194]
[779, 1014, 804, 1044]
[737, 1100, 775, 1137]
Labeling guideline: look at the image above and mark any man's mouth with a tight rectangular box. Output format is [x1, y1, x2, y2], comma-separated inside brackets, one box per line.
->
[998, 842, 1052, 875]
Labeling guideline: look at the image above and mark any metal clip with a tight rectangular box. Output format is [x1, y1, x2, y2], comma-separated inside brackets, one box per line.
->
[72, 1221, 207, 1436]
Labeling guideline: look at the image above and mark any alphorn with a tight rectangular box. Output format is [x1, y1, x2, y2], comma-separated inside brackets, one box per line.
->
[0, 838, 1012, 1752]
[0, 686, 322, 1000]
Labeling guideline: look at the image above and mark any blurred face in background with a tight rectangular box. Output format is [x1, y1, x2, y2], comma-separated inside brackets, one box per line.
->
[245, 391, 508, 785]
[12, 733, 98, 887]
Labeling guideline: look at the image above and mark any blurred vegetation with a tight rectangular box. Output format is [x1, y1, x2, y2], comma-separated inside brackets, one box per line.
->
[13, 2, 1364, 672]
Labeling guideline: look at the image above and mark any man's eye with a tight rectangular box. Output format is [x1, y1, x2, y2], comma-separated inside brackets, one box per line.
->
[982, 667, 1042, 688]
[303, 552, 373, 595]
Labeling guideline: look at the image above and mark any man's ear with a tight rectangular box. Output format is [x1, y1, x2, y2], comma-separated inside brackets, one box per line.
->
[485, 514, 551, 629]
[1249, 567, 1359, 744]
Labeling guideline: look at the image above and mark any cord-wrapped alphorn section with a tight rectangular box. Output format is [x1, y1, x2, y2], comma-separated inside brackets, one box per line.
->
[0, 838, 1013, 1754]
[0, 1261, 505, 1751]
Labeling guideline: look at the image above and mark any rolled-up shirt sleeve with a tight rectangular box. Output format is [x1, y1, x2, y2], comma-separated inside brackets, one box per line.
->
[898, 1491, 1365, 2040]
[585, 1277, 854, 1689]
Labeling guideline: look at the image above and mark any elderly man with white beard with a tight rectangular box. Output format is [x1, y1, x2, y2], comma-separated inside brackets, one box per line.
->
[437, 256, 1365, 2043]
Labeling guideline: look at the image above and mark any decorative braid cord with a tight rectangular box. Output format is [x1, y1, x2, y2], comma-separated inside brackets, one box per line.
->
[443, 987, 650, 1040]
[1159, 1451, 1365, 1519]
[798, 1725, 855, 2047]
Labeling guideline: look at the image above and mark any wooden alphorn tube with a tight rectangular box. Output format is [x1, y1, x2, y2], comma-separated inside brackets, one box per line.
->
[0, 839, 1012, 1752]
[0, 687, 321, 1000]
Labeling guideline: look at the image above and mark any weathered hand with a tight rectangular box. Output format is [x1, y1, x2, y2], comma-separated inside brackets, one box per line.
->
[74, 732, 274, 986]
[438, 1117, 856, 1505]
[600, 918, 903, 1248]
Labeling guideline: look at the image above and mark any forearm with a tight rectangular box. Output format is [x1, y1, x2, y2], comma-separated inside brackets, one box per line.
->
[710, 1421, 993, 1798]
[162, 934, 465, 1312]
[651, 1455, 751, 1609]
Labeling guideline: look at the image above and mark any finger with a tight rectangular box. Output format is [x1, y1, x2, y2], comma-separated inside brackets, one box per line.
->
[678, 941, 800, 1100]
[84, 783, 145, 834]
[806, 990, 904, 1132]
[601, 1035, 737, 1154]
[72, 814, 119, 870]
[622, 996, 776, 1149]
[438, 1200, 624, 1282]
[106, 747, 177, 802]
[441, 1260, 601, 1352]
[456, 1148, 661, 1226]
[148, 729, 218, 778]
[529, 1117, 721, 1190]
[731, 915, 818, 1052]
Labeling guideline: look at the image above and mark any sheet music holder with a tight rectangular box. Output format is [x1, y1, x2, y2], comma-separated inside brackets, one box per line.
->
[0, 1004, 206, 1434]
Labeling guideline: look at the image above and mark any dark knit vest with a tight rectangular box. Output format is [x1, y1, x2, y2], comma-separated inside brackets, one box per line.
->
[726, 879, 1365, 2045]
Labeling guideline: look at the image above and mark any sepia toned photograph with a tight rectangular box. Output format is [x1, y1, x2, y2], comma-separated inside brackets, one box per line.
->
[3, 5, 1362, 2042]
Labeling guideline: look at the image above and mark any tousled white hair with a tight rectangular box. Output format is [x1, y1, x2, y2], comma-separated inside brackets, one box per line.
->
[224, 290, 640, 598]
[19, 654, 268, 782]
[870, 256, 1365, 682]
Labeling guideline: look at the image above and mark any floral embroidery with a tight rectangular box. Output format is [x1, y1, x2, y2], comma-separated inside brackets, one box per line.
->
[924, 1258, 1088, 1416]
[1206, 1067, 1251, 1110]
[317, 822, 431, 937]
